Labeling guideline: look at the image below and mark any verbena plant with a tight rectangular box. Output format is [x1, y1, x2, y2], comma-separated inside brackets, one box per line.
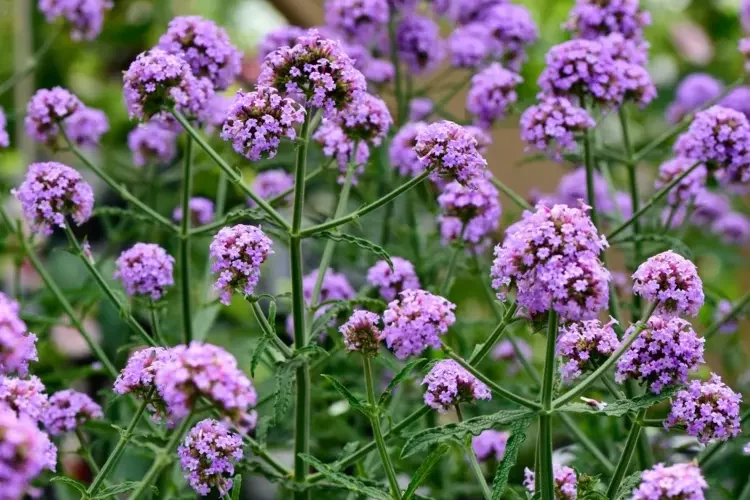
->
[1, 1, 749, 499]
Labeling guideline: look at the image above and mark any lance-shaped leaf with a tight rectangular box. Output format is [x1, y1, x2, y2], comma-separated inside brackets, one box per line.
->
[557, 385, 681, 417]
[321, 374, 368, 416]
[91, 482, 159, 499]
[300, 454, 392, 500]
[491, 416, 533, 499]
[313, 231, 393, 270]
[403, 444, 450, 500]
[379, 358, 429, 407]
[614, 471, 642, 500]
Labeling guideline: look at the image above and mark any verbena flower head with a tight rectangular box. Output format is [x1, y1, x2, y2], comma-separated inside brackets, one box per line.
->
[421, 359, 491, 413]
[712, 212, 750, 245]
[324, 0, 388, 44]
[616, 316, 704, 394]
[64, 107, 109, 147]
[157, 15, 241, 90]
[42, 390, 103, 436]
[383, 289, 456, 359]
[24, 87, 82, 147]
[396, 14, 444, 74]
[465, 126, 492, 156]
[556, 167, 615, 214]
[691, 190, 730, 226]
[367, 257, 421, 302]
[654, 157, 707, 206]
[123, 48, 214, 120]
[127, 122, 178, 167]
[155, 342, 258, 431]
[665, 374, 741, 444]
[564, 0, 651, 40]
[221, 87, 305, 161]
[631, 462, 707, 500]
[0, 408, 57, 500]
[713, 299, 741, 334]
[258, 29, 366, 116]
[172, 197, 215, 226]
[618, 61, 657, 108]
[437, 177, 502, 250]
[432, 0, 505, 25]
[719, 86, 750, 120]
[600, 32, 649, 65]
[114, 243, 175, 301]
[209, 224, 273, 306]
[414, 120, 488, 187]
[258, 26, 305, 61]
[520, 97, 595, 160]
[249, 169, 294, 206]
[313, 120, 370, 183]
[13, 161, 94, 235]
[632, 250, 704, 318]
[0, 376, 48, 422]
[491, 203, 610, 320]
[0, 107, 8, 148]
[484, 4, 539, 71]
[178, 419, 243, 496]
[0, 292, 38, 377]
[466, 64, 522, 129]
[408, 98, 433, 121]
[204, 94, 232, 132]
[523, 465, 578, 499]
[390, 121, 428, 177]
[449, 23, 490, 69]
[114, 347, 172, 400]
[557, 318, 620, 382]
[538, 39, 623, 107]
[492, 338, 533, 375]
[666, 73, 723, 124]
[303, 268, 356, 305]
[335, 93, 392, 145]
[674, 106, 750, 170]
[38, 0, 113, 41]
[472, 430, 509, 462]
[339, 310, 383, 357]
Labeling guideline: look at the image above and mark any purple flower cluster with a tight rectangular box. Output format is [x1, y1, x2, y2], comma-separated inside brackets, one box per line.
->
[520, 97, 595, 160]
[396, 15, 444, 75]
[674, 106, 750, 173]
[303, 268, 356, 306]
[691, 190, 730, 227]
[64, 107, 109, 147]
[523, 465, 577, 500]
[437, 177, 501, 250]
[741, 38, 750, 73]
[221, 87, 305, 161]
[719, 87, 750, 120]
[616, 316, 705, 394]
[123, 49, 213, 120]
[204, 94, 232, 132]
[383, 289, 456, 359]
[0, 292, 38, 377]
[157, 16, 241, 91]
[24, 87, 82, 147]
[0, 408, 57, 500]
[472, 430, 508, 462]
[713, 299, 742, 334]
[209, 225, 273, 306]
[414, 120, 488, 186]
[13, 161, 94, 235]
[0, 107, 8, 148]
[632, 250, 704, 318]
[339, 310, 383, 357]
[249, 169, 294, 206]
[408, 98, 433, 121]
[666, 74, 723, 124]
[665, 374, 741, 444]
[258, 30, 366, 116]
[618, 61, 657, 108]
[42, 390, 103, 436]
[258, 26, 306, 61]
[466, 64, 522, 129]
[421, 359, 491, 413]
[390, 121, 428, 177]
[557, 319, 620, 382]
[483, 4, 539, 71]
[314, 120, 370, 183]
[114, 243, 175, 300]
[335, 93, 392, 145]
[113, 347, 171, 400]
[38, 0, 113, 41]
[0, 376, 48, 422]
[173, 197, 215, 226]
[127, 122, 178, 167]
[491, 203, 610, 320]
[631, 463, 707, 500]
[712, 212, 750, 245]
[325, 0, 388, 44]
[600, 32, 649, 66]
[654, 157, 707, 206]
[556, 167, 615, 214]
[178, 419, 243, 496]
[367, 257, 421, 302]
[564, 0, 651, 40]
[155, 342, 258, 430]
[449, 24, 490, 69]
[492, 338, 532, 375]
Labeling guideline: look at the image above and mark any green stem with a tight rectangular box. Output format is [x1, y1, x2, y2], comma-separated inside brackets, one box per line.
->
[439, 224, 466, 296]
[619, 108, 643, 317]
[251, 301, 293, 358]
[490, 176, 532, 211]
[363, 357, 402, 500]
[0, 25, 62, 98]
[75, 428, 101, 476]
[583, 114, 600, 229]
[558, 413, 614, 474]
[171, 110, 290, 231]
[739, 476, 750, 500]
[149, 304, 166, 347]
[404, 192, 422, 265]
[538, 311, 559, 500]
[299, 170, 431, 237]
[605, 409, 645, 497]
[456, 405, 492, 500]
[180, 134, 194, 344]
[704, 292, 750, 340]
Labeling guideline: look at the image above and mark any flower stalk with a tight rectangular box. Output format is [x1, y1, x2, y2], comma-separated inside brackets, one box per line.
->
[538, 310, 559, 500]
[455, 404, 492, 500]
[179, 133, 194, 343]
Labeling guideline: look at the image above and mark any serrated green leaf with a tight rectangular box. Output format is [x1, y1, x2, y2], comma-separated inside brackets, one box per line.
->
[611, 234, 692, 259]
[313, 231, 393, 270]
[401, 409, 536, 459]
[321, 374, 368, 416]
[273, 362, 296, 424]
[294, 344, 329, 360]
[91, 481, 158, 499]
[378, 358, 428, 407]
[250, 334, 272, 378]
[299, 454, 392, 500]
[614, 471, 642, 500]
[309, 302, 351, 343]
[231, 475, 243, 500]
[491, 416, 533, 499]
[335, 441, 361, 465]
[50, 476, 88, 495]
[558, 385, 680, 417]
[255, 415, 272, 446]
[313, 297, 388, 313]
[403, 444, 450, 500]
[268, 300, 277, 329]
[92, 206, 154, 224]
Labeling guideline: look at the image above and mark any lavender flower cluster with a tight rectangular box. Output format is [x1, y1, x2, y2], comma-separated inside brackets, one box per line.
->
[178, 418, 243, 496]
[421, 359, 491, 413]
[557, 319, 620, 382]
[0, 292, 38, 377]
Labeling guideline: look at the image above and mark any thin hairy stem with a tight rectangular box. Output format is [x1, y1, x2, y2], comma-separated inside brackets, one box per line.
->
[179, 133, 194, 343]
[490, 176, 532, 211]
[250, 300, 293, 358]
[456, 405, 492, 500]
[558, 413, 614, 474]
[606, 409, 646, 497]
[704, 292, 750, 340]
[0, 25, 62, 98]
[538, 311, 559, 500]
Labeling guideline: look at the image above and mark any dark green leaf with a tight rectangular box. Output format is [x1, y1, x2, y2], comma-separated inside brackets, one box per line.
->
[313, 297, 388, 313]
[294, 344, 329, 360]
[335, 441, 361, 465]
[273, 362, 296, 424]
[268, 300, 277, 330]
[403, 444, 450, 500]
[92, 206, 154, 224]
[615, 471, 642, 500]
[558, 385, 680, 417]
[299, 454, 392, 500]
[250, 334, 272, 378]
[321, 374, 367, 416]
[231, 475, 243, 500]
[50, 476, 88, 495]
[491, 416, 533, 499]
[401, 409, 536, 458]
[378, 358, 428, 406]
[309, 302, 351, 343]
[91, 481, 158, 499]
[313, 231, 393, 270]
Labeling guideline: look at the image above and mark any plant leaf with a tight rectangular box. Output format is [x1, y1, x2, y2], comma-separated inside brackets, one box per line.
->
[558, 385, 681, 417]
[491, 416, 533, 499]
[615, 471, 642, 500]
[402, 444, 450, 500]
[250, 333, 272, 378]
[313, 297, 388, 313]
[92, 206, 154, 224]
[321, 374, 368, 416]
[272, 361, 297, 424]
[378, 358, 428, 407]
[313, 231, 393, 270]
[50, 476, 88, 495]
[299, 454, 392, 500]
[91, 481, 158, 499]
[401, 409, 536, 458]
[309, 301, 351, 343]
[231, 475, 243, 500]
